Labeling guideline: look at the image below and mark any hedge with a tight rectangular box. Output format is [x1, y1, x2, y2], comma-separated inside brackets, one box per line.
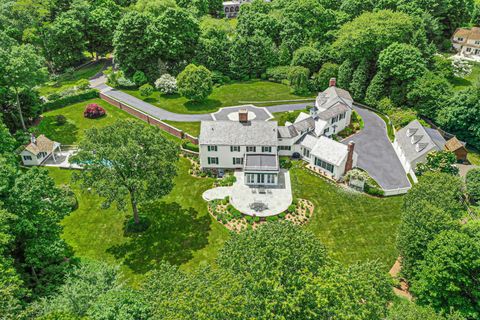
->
[41, 89, 99, 113]
[182, 140, 199, 152]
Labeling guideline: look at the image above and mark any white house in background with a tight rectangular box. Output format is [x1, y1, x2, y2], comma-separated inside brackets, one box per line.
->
[452, 27, 480, 59]
[20, 134, 62, 166]
[393, 120, 446, 177]
[223, 0, 271, 18]
[199, 80, 358, 183]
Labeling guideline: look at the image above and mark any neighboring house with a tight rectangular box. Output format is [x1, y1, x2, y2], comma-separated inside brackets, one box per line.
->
[19, 134, 61, 166]
[393, 120, 446, 177]
[199, 80, 358, 183]
[223, 0, 270, 18]
[445, 136, 468, 163]
[452, 27, 480, 58]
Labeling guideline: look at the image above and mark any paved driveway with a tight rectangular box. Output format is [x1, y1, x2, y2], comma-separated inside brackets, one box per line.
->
[342, 105, 411, 191]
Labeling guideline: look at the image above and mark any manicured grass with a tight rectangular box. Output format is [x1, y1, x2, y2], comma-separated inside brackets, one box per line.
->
[272, 109, 309, 126]
[47, 157, 230, 285]
[290, 164, 403, 269]
[378, 113, 395, 142]
[123, 80, 314, 114]
[37, 61, 106, 96]
[468, 148, 480, 166]
[34, 98, 134, 144]
[163, 121, 201, 137]
[451, 62, 480, 91]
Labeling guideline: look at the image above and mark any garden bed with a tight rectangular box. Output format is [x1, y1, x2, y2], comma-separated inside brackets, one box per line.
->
[208, 197, 314, 232]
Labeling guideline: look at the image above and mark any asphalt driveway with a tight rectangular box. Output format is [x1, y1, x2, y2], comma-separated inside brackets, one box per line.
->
[342, 105, 411, 191]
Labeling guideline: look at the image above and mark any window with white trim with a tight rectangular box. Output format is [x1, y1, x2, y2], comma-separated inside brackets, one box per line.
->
[207, 145, 218, 152]
[314, 157, 334, 173]
[303, 148, 310, 158]
[278, 146, 291, 151]
[23, 155, 32, 161]
[262, 146, 272, 153]
[230, 146, 240, 152]
[207, 157, 219, 165]
[246, 146, 256, 152]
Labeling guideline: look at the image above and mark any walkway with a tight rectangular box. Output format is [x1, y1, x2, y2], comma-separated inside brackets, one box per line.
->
[342, 105, 411, 191]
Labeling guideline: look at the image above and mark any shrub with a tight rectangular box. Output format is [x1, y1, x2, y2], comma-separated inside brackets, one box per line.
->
[64, 67, 75, 79]
[253, 216, 260, 223]
[364, 184, 384, 197]
[117, 76, 136, 88]
[42, 89, 99, 112]
[279, 212, 286, 219]
[84, 103, 106, 119]
[266, 216, 279, 222]
[245, 215, 254, 224]
[466, 168, 480, 202]
[181, 139, 199, 152]
[56, 115, 67, 125]
[139, 83, 154, 97]
[177, 64, 213, 102]
[310, 62, 339, 91]
[291, 46, 322, 74]
[47, 92, 62, 102]
[154, 74, 177, 94]
[288, 204, 297, 213]
[288, 66, 310, 95]
[211, 71, 231, 86]
[266, 66, 295, 83]
[76, 79, 90, 90]
[59, 87, 77, 97]
[133, 71, 148, 86]
[280, 158, 292, 169]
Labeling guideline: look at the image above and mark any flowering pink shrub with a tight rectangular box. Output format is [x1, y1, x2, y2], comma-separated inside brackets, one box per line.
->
[84, 104, 106, 119]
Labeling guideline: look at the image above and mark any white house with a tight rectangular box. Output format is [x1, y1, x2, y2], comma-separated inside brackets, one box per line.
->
[452, 27, 480, 59]
[393, 120, 446, 177]
[199, 80, 358, 183]
[19, 134, 62, 166]
[223, 0, 271, 18]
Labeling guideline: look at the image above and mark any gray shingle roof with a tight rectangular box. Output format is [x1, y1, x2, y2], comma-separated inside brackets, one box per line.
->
[278, 125, 298, 139]
[317, 103, 350, 121]
[395, 120, 446, 164]
[199, 121, 278, 146]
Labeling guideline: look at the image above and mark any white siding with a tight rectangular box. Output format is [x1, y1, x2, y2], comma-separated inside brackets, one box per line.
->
[199, 145, 277, 169]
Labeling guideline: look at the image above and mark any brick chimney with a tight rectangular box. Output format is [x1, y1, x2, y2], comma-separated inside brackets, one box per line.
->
[329, 78, 336, 87]
[345, 141, 355, 173]
[239, 109, 248, 123]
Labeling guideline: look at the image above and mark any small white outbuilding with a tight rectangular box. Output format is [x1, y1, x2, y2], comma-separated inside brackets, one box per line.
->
[19, 134, 62, 166]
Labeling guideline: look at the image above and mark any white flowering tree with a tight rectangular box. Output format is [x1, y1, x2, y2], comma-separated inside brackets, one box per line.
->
[155, 74, 177, 94]
[452, 58, 472, 77]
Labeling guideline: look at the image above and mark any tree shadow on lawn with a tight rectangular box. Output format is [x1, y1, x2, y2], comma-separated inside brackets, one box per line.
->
[36, 116, 79, 145]
[107, 201, 211, 274]
[184, 99, 222, 112]
[450, 76, 472, 87]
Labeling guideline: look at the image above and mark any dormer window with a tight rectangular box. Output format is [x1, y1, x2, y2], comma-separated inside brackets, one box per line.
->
[406, 128, 417, 137]
[411, 135, 423, 144]
[415, 143, 428, 152]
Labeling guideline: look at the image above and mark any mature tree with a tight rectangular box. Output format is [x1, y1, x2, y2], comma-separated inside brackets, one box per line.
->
[340, 0, 375, 19]
[387, 299, 463, 320]
[365, 71, 387, 107]
[177, 64, 213, 102]
[236, 3, 281, 44]
[288, 66, 310, 95]
[337, 59, 354, 90]
[466, 168, 480, 203]
[85, 0, 122, 59]
[349, 59, 370, 101]
[113, 11, 155, 78]
[407, 72, 452, 119]
[280, 0, 335, 53]
[72, 120, 179, 226]
[378, 43, 426, 84]
[412, 226, 480, 318]
[139, 84, 154, 97]
[311, 62, 338, 91]
[229, 31, 278, 79]
[134, 0, 177, 16]
[291, 46, 323, 74]
[0, 117, 16, 155]
[333, 10, 416, 64]
[2, 44, 47, 130]
[154, 74, 177, 94]
[437, 87, 480, 150]
[416, 151, 459, 176]
[148, 7, 200, 69]
[176, 0, 209, 17]
[34, 261, 146, 318]
[397, 172, 464, 279]
[45, 11, 86, 71]
[195, 24, 231, 75]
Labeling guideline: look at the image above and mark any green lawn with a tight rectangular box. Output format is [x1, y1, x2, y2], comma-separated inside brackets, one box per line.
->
[451, 61, 480, 91]
[468, 148, 480, 165]
[290, 164, 403, 268]
[47, 158, 229, 286]
[37, 61, 106, 97]
[123, 80, 314, 114]
[163, 121, 201, 137]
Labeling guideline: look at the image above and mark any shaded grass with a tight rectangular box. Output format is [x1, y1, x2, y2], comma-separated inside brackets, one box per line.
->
[37, 61, 106, 96]
[47, 158, 230, 286]
[34, 98, 134, 144]
[124, 80, 314, 114]
[290, 164, 403, 269]
[163, 121, 201, 137]
[378, 113, 395, 142]
[468, 147, 480, 166]
[451, 62, 480, 91]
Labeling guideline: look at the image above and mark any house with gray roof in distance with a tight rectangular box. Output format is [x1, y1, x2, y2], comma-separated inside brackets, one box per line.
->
[19, 134, 62, 166]
[393, 120, 447, 178]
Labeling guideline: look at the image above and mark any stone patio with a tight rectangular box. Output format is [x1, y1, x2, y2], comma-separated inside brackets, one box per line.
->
[42, 149, 82, 169]
[202, 169, 293, 217]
